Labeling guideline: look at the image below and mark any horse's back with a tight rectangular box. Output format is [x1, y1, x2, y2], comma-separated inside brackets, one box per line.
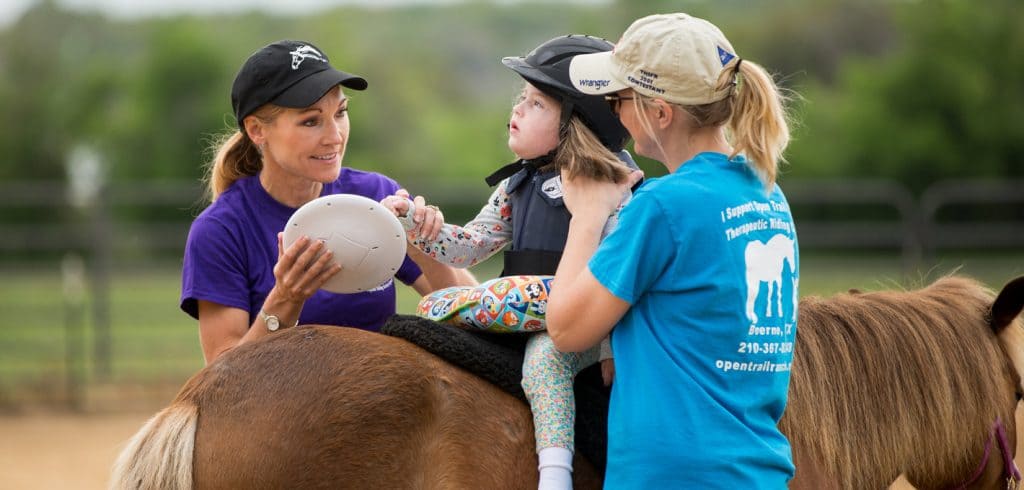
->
[181, 326, 545, 489]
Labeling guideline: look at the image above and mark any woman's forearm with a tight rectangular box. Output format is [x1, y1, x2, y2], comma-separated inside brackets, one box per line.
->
[547, 212, 610, 350]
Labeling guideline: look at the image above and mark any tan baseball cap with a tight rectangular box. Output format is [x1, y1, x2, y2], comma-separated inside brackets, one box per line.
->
[570, 13, 738, 105]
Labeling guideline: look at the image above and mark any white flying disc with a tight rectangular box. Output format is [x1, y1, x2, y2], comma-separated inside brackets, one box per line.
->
[282, 194, 408, 294]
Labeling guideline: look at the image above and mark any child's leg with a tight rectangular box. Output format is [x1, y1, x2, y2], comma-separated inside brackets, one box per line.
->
[417, 275, 553, 332]
[521, 332, 601, 489]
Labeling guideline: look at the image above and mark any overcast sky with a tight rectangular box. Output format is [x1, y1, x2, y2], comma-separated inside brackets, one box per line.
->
[1, 0, 606, 28]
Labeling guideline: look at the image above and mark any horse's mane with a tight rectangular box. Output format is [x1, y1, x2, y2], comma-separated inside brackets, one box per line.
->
[780, 275, 1021, 489]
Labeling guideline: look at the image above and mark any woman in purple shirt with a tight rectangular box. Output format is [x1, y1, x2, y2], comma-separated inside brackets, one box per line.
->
[181, 40, 470, 364]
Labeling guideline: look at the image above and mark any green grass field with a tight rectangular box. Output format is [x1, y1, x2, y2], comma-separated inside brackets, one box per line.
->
[1, 252, 1022, 409]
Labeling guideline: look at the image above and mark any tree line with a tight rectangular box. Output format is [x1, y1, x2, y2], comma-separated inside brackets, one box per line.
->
[1, 0, 1020, 202]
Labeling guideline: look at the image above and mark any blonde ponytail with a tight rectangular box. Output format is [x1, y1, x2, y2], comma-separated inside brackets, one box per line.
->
[638, 59, 793, 191]
[204, 131, 261, 202]
[722, 59, 791, 189]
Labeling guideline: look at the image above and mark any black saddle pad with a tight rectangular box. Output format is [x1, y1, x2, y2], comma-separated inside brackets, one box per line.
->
[382, 314, 610, 473]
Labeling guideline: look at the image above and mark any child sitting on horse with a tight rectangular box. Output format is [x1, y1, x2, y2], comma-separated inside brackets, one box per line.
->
[382, 35, 640, 490]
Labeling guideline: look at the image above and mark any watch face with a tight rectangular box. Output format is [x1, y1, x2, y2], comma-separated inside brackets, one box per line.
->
[266, 316, 280, 331]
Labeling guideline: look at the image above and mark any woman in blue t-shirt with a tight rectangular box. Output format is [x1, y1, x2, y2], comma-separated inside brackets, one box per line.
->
[547, 13, 801, 489]
[181, 40, 471, 364]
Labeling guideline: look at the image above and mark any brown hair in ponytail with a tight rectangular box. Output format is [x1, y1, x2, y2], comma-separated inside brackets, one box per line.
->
[202, 105, 284, 202]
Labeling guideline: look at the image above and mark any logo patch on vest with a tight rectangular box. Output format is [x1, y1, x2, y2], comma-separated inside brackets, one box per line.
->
[541, 176, 563, 199]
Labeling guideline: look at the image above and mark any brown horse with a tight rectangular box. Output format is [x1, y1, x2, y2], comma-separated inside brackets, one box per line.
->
[111, 324, 602, 490]
[111, 275, 1024, 490]
[782, 276, 1024, 490]
[785, 275, 1024, 490]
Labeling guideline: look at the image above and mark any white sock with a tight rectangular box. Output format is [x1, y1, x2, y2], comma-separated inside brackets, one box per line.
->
[537, 447, 573, 490]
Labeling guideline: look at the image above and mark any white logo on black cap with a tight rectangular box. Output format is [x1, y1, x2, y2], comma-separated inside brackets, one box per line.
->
[290, 45, 328, 70]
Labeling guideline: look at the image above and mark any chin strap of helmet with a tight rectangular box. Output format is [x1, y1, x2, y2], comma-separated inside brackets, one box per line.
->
[558, 101, 575, 140]
[484, 152, 556, 187]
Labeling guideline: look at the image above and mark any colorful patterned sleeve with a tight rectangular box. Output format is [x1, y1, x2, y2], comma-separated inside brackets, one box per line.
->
[408, 179, 514, 268]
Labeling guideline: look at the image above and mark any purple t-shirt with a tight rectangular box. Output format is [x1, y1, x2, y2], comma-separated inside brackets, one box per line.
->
[180, 168, 422, 331]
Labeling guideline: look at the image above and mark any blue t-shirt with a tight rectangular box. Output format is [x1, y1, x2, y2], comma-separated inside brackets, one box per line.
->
[590, 152, 799, 489]
[180, 168, 422, 331]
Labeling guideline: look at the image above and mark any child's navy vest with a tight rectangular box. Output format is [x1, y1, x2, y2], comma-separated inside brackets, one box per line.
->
[484, 150, 638, 276]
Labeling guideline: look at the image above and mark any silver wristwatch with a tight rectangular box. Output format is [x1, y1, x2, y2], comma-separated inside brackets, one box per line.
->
[259, 310, 295, 332]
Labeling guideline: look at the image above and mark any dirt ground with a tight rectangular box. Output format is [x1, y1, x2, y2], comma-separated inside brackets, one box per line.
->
[0, 407, 1020, 489]
[0, 411, 152, 490]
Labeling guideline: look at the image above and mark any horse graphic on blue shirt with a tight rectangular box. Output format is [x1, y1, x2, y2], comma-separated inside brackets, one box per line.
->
[744, 233, 796, 324]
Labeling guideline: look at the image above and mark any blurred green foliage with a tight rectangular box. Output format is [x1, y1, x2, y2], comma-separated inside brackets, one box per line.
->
[786, 0, 1024, 191]
[0, 0, 1021, 196]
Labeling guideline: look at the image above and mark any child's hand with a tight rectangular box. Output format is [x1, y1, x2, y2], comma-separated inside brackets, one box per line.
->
[381, 192, 412, 219]
[601, 358, 616, 386]
[386, 189, 445, 242]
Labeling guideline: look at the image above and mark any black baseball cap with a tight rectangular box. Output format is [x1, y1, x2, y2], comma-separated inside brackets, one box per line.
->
[231, 40, 368, 129]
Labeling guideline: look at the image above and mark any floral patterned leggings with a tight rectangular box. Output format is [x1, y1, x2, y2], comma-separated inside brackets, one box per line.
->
[522, 332, 601, 451]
